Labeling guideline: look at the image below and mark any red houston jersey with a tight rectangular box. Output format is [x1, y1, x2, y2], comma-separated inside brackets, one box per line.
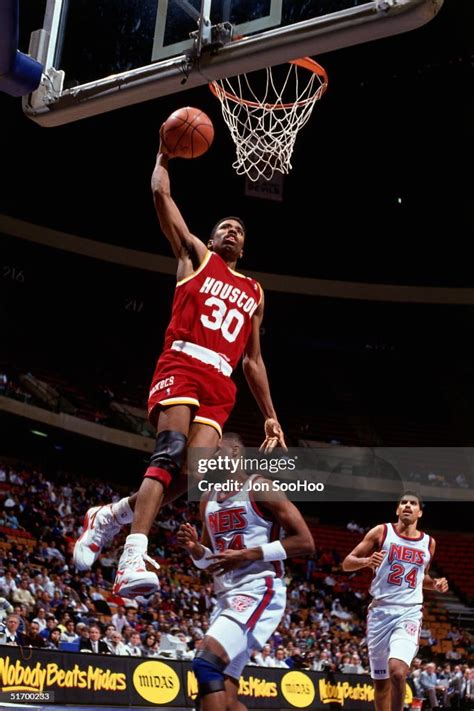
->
[163, 251, 262, 369]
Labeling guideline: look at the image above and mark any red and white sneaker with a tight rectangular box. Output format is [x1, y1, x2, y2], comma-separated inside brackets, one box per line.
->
[112, 547, 160, 598]
[73, 505, 122, 571]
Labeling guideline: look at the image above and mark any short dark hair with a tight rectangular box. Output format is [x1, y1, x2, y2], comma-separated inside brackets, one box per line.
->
[399, 490, 423, 509]
[209, 216, 246, 239]
[221, 432, 245, 447]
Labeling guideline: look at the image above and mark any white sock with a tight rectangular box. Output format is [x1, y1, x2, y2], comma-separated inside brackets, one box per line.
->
[124, 533, 148, 552]
[111, 497, 134, 524]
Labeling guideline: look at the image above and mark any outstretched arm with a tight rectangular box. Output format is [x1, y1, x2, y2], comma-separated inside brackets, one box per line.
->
[243, 293, 286, 453]
[342, 525, 386, 572]
[151, 134, 207, 277]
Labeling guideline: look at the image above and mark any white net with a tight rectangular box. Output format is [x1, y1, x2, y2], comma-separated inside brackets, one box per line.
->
[210, 58, 328, 182]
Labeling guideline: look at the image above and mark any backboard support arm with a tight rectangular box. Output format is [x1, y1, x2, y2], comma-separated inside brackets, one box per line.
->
[22, 0, 443, 127]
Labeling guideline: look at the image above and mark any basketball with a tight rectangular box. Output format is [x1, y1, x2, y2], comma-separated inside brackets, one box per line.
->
[161, 106, 214, 159]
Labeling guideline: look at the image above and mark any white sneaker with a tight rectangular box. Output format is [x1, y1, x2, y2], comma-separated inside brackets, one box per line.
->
[113, 547, 160, 598]
[73, 505, 122, 571]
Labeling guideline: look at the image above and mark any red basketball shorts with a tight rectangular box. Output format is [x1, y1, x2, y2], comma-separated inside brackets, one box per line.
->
[148, 348, 237, 437]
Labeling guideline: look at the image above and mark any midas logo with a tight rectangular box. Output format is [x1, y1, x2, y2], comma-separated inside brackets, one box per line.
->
[133, 662, 180, 704]
[281, 671, 315, 708]
[319, 679, 375, 705]
[0, 657, 126, 692]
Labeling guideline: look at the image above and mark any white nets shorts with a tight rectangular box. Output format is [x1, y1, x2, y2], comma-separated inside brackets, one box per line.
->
[367, 603, 422, 680]
[207, 576, 286, 680]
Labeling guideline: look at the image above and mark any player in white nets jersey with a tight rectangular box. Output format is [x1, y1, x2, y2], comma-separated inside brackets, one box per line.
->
[177, 432, 315, 711]
[342, 492, 448, 711]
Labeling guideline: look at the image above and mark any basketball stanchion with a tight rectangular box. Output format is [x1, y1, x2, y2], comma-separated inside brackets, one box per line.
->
[209, 57, 328, 181]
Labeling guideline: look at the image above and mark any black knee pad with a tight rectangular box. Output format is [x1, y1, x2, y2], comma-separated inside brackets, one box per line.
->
[192, 649, 226, 697]
[144, 430, 187, 487]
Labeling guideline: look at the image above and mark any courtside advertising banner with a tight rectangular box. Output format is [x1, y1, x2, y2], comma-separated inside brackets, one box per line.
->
[0, 648, 415, 708]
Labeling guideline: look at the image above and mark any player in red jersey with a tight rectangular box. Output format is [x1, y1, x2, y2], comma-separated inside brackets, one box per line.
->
[73, 130, 286, 597]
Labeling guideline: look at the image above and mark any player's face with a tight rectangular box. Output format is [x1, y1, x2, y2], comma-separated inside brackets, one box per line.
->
[210, 219, 245, 260]
[396, 496, 422, 523]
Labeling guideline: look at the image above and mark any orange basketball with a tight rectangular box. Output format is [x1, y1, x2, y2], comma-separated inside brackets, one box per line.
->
[161, 106, 214, 159]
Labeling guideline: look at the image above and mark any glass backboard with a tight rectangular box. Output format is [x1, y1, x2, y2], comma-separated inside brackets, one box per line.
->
[23, 0, 443, 126]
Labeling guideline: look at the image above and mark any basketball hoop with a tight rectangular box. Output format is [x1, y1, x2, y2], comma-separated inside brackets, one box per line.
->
[209, 57, 328, 182]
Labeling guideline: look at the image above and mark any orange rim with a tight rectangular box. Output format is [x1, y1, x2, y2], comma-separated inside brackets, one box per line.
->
[209, 57, 328, 110]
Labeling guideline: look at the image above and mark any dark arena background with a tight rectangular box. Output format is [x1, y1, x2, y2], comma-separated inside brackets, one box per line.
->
[0, 0, 473, 709]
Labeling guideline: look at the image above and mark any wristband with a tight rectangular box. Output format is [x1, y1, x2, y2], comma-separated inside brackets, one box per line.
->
[261, 541, 287, 562]
[192, 546, 213, 569]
